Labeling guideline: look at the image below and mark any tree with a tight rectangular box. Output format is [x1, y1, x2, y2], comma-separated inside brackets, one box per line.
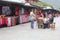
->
[33, 1, 54, 9]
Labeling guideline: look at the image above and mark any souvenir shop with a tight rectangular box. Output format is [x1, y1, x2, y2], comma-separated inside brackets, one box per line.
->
[0, 1, 37, 27]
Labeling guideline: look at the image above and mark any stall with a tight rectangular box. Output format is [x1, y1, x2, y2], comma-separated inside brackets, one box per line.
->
[0, 1, 24, 27]
[19, 3, 37, 23]
[0, 1, 41, 27]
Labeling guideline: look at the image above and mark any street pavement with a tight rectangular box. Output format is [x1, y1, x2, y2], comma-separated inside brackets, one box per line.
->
[0, 17, 60, 40]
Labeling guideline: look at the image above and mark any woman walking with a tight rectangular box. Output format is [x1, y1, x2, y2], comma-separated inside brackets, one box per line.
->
[36, 10, 44, 29]
[30, 10, 35, 29]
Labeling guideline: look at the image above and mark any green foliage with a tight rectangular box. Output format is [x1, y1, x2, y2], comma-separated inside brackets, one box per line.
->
[57, 7, 60, 11]
[33, 1, 53, 8]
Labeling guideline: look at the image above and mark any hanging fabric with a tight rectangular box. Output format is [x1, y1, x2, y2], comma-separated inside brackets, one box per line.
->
[15, 7, 19, 16]
[2, 6, 11, 15]
[11, 16, 16, 26]
[5, 17, 12, 27]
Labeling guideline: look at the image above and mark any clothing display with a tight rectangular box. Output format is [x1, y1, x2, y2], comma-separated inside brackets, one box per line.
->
[0, 17, 2, 27]
[20, 15, 23, 23]
[0, 16, 5, 27]
[23, 15, 28, 22]
[15, 16, 19, 25]
[11, 16, 16, 26]
[5, 17, 12, 27]
[2, 6, 11, 15]
[20, 14, 28, 23]
[15, 7, 19, 16]
[28, 16, 31, 21]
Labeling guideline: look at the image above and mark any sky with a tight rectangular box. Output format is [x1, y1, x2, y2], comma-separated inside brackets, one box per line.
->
[40, 0, 60, 10]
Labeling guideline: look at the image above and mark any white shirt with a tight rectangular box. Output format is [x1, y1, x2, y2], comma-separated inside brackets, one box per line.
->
[30, 11, 35, 20]
[44, 18, 49, 23]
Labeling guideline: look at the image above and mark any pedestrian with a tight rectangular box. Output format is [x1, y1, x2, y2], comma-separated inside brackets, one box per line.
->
[48, 14, 54, 25]
[36, 10, 44, 29]
[37, 16, 44, 29]
[30, 9, 35, 29]
[43, 16, 50, 29]
[48, 14, 55, 29]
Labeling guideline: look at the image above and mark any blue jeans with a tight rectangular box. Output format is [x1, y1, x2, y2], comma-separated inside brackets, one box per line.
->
[31, 20, 34, 29]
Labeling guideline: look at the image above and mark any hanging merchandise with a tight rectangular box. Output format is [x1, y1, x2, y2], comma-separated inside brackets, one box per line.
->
[11, 16, 16, 26]
[24, 8, 30, 15]
[24, 15, 28, 22]
[15, 16, 19, 25]
[0, 15, 5, 27]
[22, 8, 24, 14]
[2, 6, 11, 15]
[0, 6, 2, 15]
[20, 15, 22, 23]
[22, 15, 25, 23]
[5, 17, 12, 27]
[28, 16, 31, 21]
[15, 7, 19, 16]
[20, 14, 28, 23]
[20, 15, 25, 23]
[0, 16, 2, 27]
[19, 8, 23, 14]
[1, 16, 5, 27]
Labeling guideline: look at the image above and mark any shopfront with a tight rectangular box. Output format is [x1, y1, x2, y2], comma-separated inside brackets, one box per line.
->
[0, 1, 24, 27]
[0, 1, 38, 27]
[20, 4, 37, 23]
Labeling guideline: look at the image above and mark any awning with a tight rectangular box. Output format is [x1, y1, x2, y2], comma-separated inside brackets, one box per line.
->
[0, 1, 24, 7]
[0, 1, 42, 9]
[42, 7, 53, 10]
